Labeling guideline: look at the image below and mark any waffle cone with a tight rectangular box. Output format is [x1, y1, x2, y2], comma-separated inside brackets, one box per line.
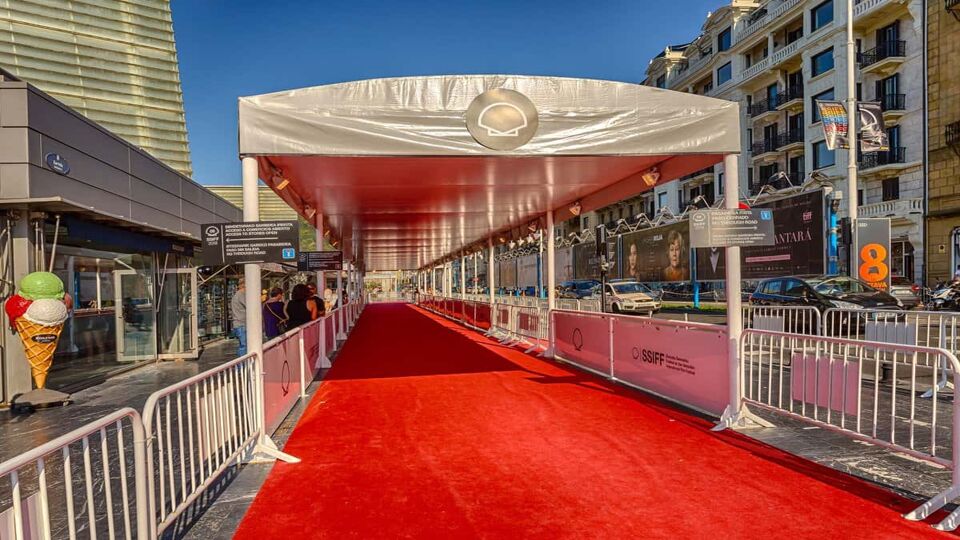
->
[15, 319, 63, 389]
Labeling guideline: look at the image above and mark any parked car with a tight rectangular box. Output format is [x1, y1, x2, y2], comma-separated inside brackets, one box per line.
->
[749, 275, 903, 332]
[889, 276, 922, 309]
[596, 280, 661, 315]
[558, 280, 600, 299]
[750, 275, 903, 312]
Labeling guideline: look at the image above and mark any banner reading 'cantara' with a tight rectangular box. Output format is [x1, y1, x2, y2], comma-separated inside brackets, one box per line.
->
[695, 190, 826, 280]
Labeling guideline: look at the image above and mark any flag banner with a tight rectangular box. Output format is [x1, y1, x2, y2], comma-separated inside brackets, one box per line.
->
[858, 101, 889, 153]
[817, 100, 849, 150]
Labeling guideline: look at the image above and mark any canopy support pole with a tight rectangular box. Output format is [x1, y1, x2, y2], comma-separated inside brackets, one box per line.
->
[714, 154, 771, 431]
[545, 210, 556, 358]
[488, 238, 495, 306]
[242, 156, 299, 464]
[461, 254, 467, 299]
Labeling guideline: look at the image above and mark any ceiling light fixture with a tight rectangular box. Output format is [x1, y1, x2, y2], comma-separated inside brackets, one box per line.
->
[641, 167, 660, 187]
[276, 178, 290, 191]
[569, 201, 582, 216]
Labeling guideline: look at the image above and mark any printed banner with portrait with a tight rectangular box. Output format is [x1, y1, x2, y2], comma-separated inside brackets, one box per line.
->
[497, 259, 518, 289]
[517, 254, 539, 290]
[618, 222, 691, 283]
[695, 190, 826, 280]
[555, 246, 574, 283]
[573, 242, 600, 280]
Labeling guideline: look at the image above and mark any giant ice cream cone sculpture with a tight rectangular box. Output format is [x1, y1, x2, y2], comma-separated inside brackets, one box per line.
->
[5, 272, 68, 389]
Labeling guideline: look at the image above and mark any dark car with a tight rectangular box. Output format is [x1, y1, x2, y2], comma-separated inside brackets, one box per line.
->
[558, 280, 600, 299]
[750, 275, 903, 312]
[889, 276, 922, 309]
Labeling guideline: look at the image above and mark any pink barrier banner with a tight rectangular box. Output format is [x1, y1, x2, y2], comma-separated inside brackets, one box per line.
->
[790, 353, 859, 416]
[496, 306, 510, 330]
[302, 321, 322, 379]
[553, 311, 611, 375]
[324, 316, 336, 356]
[612, 318, 729, 416]
[263, 334, 302, 434]
[453, 300, 464, 321]
[475, 304, 491, 330]
[463, 301, 475, 326]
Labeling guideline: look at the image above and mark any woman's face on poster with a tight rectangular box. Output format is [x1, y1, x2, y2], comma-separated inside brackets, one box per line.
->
[628, 244, 638, 273]
[668, 237, 682, 268]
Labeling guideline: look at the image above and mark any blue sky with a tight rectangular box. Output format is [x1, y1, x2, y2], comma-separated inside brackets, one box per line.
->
[171, 0, 721, 185]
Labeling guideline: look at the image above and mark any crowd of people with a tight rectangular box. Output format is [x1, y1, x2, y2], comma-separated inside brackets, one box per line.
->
[230, 279, 348, 355]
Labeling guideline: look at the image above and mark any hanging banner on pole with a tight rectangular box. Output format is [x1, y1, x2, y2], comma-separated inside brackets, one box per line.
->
[854, 218, 892, 293]
[817, 100, 850, 150]
[858, 101, 889, 153]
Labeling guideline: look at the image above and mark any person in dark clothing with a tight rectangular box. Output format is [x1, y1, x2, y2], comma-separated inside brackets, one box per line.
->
[262, 287, 287, 339]
[286, 284, 318, 328]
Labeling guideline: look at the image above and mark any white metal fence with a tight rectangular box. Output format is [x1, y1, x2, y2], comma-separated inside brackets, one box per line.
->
[0, 408, 148, 540]
[0, 298, 366, 539]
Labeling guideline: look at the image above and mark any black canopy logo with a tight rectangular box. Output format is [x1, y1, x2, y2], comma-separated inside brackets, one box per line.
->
[572, 328, 584, 351]
[632, 346, 640, 360]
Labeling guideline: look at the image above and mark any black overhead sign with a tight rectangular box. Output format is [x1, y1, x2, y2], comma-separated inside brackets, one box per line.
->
[201, 221, 299, 265]
[689, 209, 776, 248]
[297, 251, 343, 271]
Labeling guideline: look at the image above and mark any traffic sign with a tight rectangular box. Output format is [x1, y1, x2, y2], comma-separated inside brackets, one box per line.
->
[297, 251, 343, 271]
[689, 209, 776, 248]
[201, 221, 299, 265]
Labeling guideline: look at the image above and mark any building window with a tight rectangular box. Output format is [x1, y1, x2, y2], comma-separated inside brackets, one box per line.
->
[656, 75, 666, 88]
[811, 0, 834, 32]
[703, 81, 713, 93]
[811, 47, 834, 77]
[811, 88, 835, 123]
[882, 177, 900, 201]
[813, 140, 835, 169]
[582, 216, 590, 228]
[857, 189, 864, 207]
[718, 172, 725, 194]
[718, 27, 732, 52]
[657, 192, 668, 209]
[717, 62, 732, 85]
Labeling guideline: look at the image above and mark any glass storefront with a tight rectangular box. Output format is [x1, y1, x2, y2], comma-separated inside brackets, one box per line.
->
[46, 244, 157, 391]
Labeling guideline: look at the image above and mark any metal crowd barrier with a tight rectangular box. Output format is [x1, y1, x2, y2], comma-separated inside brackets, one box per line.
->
[741, 328, 960, 531]
[742, 305, 821, 335]
[0, 408, 148, 539]
[0, 296, 368, 539]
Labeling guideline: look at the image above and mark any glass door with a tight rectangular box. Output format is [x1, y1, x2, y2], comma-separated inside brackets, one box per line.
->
[158, 268, 199, 359]
[114, 269, 157, 362]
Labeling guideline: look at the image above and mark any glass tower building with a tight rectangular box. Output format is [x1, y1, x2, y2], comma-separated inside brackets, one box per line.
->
[0, 0, 193, 176]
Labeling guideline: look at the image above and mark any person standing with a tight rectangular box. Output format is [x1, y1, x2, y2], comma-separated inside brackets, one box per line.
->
[262, 287, 287, 339]
[285, 284, 318, 328]
[307, 283, 326, 318]
[230, 279, 247, 356]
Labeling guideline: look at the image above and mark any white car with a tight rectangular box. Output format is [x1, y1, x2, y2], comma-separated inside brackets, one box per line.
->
[599, 281, 661, 315]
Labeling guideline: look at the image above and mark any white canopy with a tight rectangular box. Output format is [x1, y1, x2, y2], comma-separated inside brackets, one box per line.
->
[237, 75, 741, 270]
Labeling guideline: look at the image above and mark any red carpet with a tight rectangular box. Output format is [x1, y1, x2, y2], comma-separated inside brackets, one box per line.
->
[235, 303, 947, 538]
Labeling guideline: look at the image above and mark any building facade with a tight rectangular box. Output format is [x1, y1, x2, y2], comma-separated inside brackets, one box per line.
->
[0, 0, 193, 176]
[925, 0, 960, 283]
[633, 0, 925, 280]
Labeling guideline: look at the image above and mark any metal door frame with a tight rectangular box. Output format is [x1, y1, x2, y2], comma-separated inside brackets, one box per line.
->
[114, 269, 156, 362]
[158, 267, 199, 360]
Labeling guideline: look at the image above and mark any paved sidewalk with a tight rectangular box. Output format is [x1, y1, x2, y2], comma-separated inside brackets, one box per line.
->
[0, 339, 240, 462]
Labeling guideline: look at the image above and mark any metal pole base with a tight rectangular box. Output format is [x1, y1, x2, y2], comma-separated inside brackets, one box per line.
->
[905, 484, 960, 531]
[712, 404, 775, 432]
[245, 435, 301, 464]
[316, 354, 332, 369]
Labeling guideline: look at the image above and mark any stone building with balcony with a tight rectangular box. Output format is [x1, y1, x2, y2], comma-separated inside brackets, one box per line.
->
[925, 0, 960, 283]
[641, 0, 925, 280]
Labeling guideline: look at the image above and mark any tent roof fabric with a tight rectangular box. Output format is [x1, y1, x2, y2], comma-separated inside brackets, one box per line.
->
[237, 75, 741, 270]
[239, 75, 739, 157]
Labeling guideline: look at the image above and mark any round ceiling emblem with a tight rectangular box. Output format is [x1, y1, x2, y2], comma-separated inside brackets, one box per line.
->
[465, 89, 539, 151]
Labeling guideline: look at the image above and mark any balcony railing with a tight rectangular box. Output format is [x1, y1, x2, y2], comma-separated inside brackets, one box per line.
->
[859, 40, 906, 68]
[948, 121, 960, 148]
[859, 147, 906, 169]
[776, 85, 804, 106]
[879, 93, 906, 112]
[749, 97, 778, 117]
[751, 139, 779, 156]
[859, 198, 922, 219]
[776, 129, 804, 149]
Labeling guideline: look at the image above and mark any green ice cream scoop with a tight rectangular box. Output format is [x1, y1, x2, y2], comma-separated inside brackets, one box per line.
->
[18, 271, 65, 300]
